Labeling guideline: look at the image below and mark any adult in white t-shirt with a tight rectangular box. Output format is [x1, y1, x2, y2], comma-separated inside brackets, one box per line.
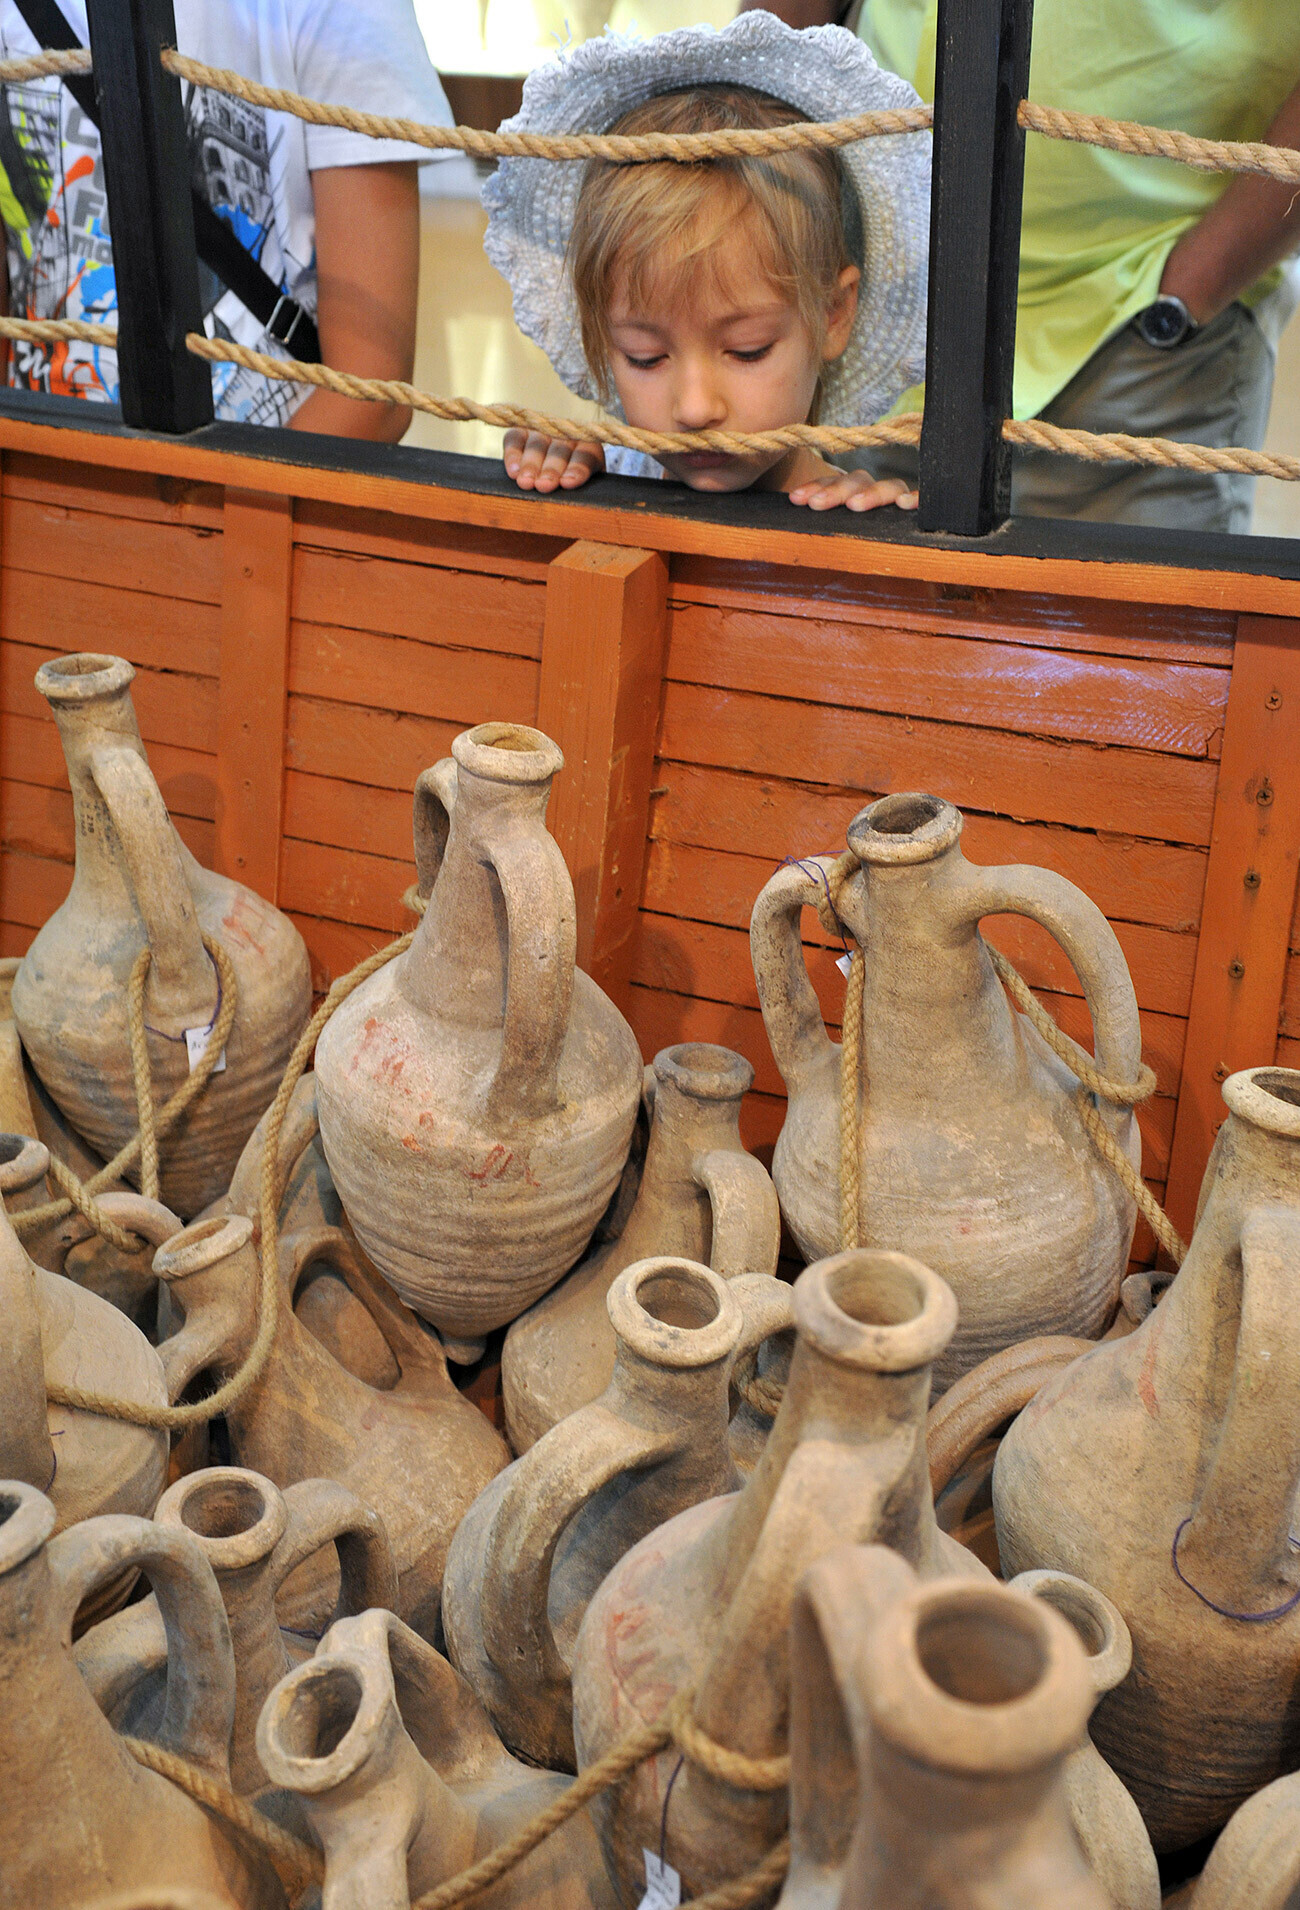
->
[0, 0, 455, 438]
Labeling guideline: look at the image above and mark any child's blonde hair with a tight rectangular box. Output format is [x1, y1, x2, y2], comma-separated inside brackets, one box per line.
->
[568, 84, 859, 404]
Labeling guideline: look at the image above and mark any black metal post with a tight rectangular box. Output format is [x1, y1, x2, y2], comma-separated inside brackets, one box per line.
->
[84, 0, 212, 431]
[917, 0, 1033, 535]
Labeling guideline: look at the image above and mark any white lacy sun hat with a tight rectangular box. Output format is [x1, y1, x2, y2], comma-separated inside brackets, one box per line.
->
[483, 11, 930, 429]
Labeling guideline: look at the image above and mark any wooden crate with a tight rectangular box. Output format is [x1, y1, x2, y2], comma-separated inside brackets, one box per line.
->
[3, 409, 1298, 1257]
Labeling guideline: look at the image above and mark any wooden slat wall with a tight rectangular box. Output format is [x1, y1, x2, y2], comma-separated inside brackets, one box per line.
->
[4, 441, 1300, 1272]
[623, 557, 1237, 1259]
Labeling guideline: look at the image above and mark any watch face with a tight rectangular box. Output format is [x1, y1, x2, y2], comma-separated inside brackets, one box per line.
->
[1140, 299, 1190, 347]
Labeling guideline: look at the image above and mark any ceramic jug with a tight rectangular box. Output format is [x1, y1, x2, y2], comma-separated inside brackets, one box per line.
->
[76, 1467, 397, 1807]
[1188, 1767, 1300, 1910]
[751, 790, 1144, 1390]
[502, 1043, 781, 1451]
[446, 1256, 794, 1770]
[0, 1478, 283, 1909]
[778, 1545, 1107, 1910]
[315, 723, 643, 1347]
[1011, 1570, 1160, 1910]
[994, 1066, 1300, 1851]
[570, 1246, 989, 1901]
[257, 1606, 612, 1910]
[0, 1134, 170, 1543]
[154, 1212, 508, 1638]
[11, 653, 312, 1217]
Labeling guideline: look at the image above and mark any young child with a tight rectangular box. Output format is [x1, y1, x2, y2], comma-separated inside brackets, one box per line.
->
[485, 14, 930, 514]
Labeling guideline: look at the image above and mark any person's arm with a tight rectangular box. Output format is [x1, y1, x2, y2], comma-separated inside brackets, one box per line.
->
[1159, 79, 1300, 324]
[737, 0, 841, 20]
[290, 161, 419, 441]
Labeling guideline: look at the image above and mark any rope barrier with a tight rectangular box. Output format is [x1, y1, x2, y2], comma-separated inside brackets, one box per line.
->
[0, 46, 90, 83]
[3, 317, 1296, 482]
[11, 937, 237, 1253]
[1017, 100, 1300, 186]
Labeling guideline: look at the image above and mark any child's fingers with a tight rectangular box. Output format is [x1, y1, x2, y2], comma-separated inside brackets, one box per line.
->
[504, 430, 556, 487]
[558, 442, 606, 488]
[845, 476, 918, 513]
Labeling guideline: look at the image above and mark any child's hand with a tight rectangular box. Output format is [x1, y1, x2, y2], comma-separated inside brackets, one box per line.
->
[787, 470, 919, 514]
[503, 429, 605, 493]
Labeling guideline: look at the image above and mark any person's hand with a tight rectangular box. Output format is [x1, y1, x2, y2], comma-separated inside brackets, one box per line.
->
[787, 468, 919, 512]
[503, 429, 605, 492]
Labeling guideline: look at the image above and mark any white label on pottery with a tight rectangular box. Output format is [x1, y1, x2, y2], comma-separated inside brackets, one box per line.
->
[638, 1851, 681, 1910]
[836, 953, 853, 977]
[185, 1026, 227, 1074]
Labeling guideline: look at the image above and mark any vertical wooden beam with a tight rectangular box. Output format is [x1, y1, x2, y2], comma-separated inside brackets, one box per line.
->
[1165, 614, 1300, 1239]
[84, 0, 212, 431]
[536, 540, 669, 1009]
[215, 490, 294, 901]
[917, 0, 1034, 536]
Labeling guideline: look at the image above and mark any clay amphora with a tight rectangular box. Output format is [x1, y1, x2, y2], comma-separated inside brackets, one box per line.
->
[315, 724, 643, 1345]
[258, 1606, 612, 1910]
[1189, 1768, 1300, 1910]
[1011, 1570, 1160, 1910]
[0, 1478, 283, 1909]
[11, 654, 312, 1217]
[76, 1466, 397, 1809]
[779, 1545, 1107, 1910]
[445, 1257, 794, 1770]
[0, 1134, 170, 1542]
[994, 1066, 1300, 1850]
[570, 1247, 989, 1901]
[154, 1213, 508, 1638]
[502, 1043, 781, 1451]
[751, 790, 1143, 1390]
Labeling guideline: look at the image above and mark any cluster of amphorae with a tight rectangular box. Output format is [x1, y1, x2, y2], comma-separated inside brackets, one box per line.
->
[2, 651, 1297, 1910]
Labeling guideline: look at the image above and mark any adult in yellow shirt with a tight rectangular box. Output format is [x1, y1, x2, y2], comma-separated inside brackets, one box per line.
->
[742, 0, 1300, 532]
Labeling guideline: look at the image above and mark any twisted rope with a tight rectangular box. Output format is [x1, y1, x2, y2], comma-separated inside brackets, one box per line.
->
[123, 1738, 324, 1895]
[4, 319, 1297, 480]
[0, 46, 90, 82]
[11, 938, 236, 1253]
[1017, 99, 1300, 185]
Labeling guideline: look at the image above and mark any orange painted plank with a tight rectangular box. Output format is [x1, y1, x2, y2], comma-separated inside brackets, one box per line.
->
[286, 910, 398, 994]
[287, 697, 523, 793]
[668, 557, 1238, 666]
[667, 602, 1228, 759]
[3, 452, 224, 528]
[536, 542, 668, 999]
[1277, 1035, 1300, 1069]
[659, 680, 1217, 847]
[631, 906, 1193, 1028]
[1, 849, 71, 926]
[288, 622, 539, 721]
[2, 642, 216, 753]
[2, 494, 222, 603]
[645, 828, 1198, 947]
[280, 837, 411, 936]
[0, 413, 1296, 619]
[282, 770, 411, 862]
[0, 923, 31, 957]
[1281, 952, 1300, 1039]
[1165, 615, 1300, 1238]
[3, 712, 216, 821]
[1, 567, 220, 677]
[292, 546, 546, 659]
[293, 497, 566, 580]
[216, 490, 293, 900]
[2, 777, 214, 867]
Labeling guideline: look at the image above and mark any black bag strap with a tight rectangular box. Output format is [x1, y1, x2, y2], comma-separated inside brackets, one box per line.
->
[9, 0, 321, 362]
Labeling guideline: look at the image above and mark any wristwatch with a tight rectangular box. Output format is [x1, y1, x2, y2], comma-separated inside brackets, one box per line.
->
[1133, 295, 1199, 350]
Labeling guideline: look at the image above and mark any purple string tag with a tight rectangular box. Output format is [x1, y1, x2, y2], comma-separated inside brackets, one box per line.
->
[1171, 1517, 1300, 1624]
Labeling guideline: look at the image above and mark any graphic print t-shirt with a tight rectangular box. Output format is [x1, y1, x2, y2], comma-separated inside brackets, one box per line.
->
[0, 0, 454, 422]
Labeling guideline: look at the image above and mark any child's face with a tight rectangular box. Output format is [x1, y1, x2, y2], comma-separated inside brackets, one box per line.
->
[606, 224, 859, 494]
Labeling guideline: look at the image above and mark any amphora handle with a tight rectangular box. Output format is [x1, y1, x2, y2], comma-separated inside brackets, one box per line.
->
[957, 862, 1144, 1118]
[693, 1149, 781, 1279]
[749, 858, 839, 1098]
[484, 825, 576, 1119]
[412, 759, 458, 901]
[89, 746, 212, 1011]
[48, 1513, 236, 1779]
